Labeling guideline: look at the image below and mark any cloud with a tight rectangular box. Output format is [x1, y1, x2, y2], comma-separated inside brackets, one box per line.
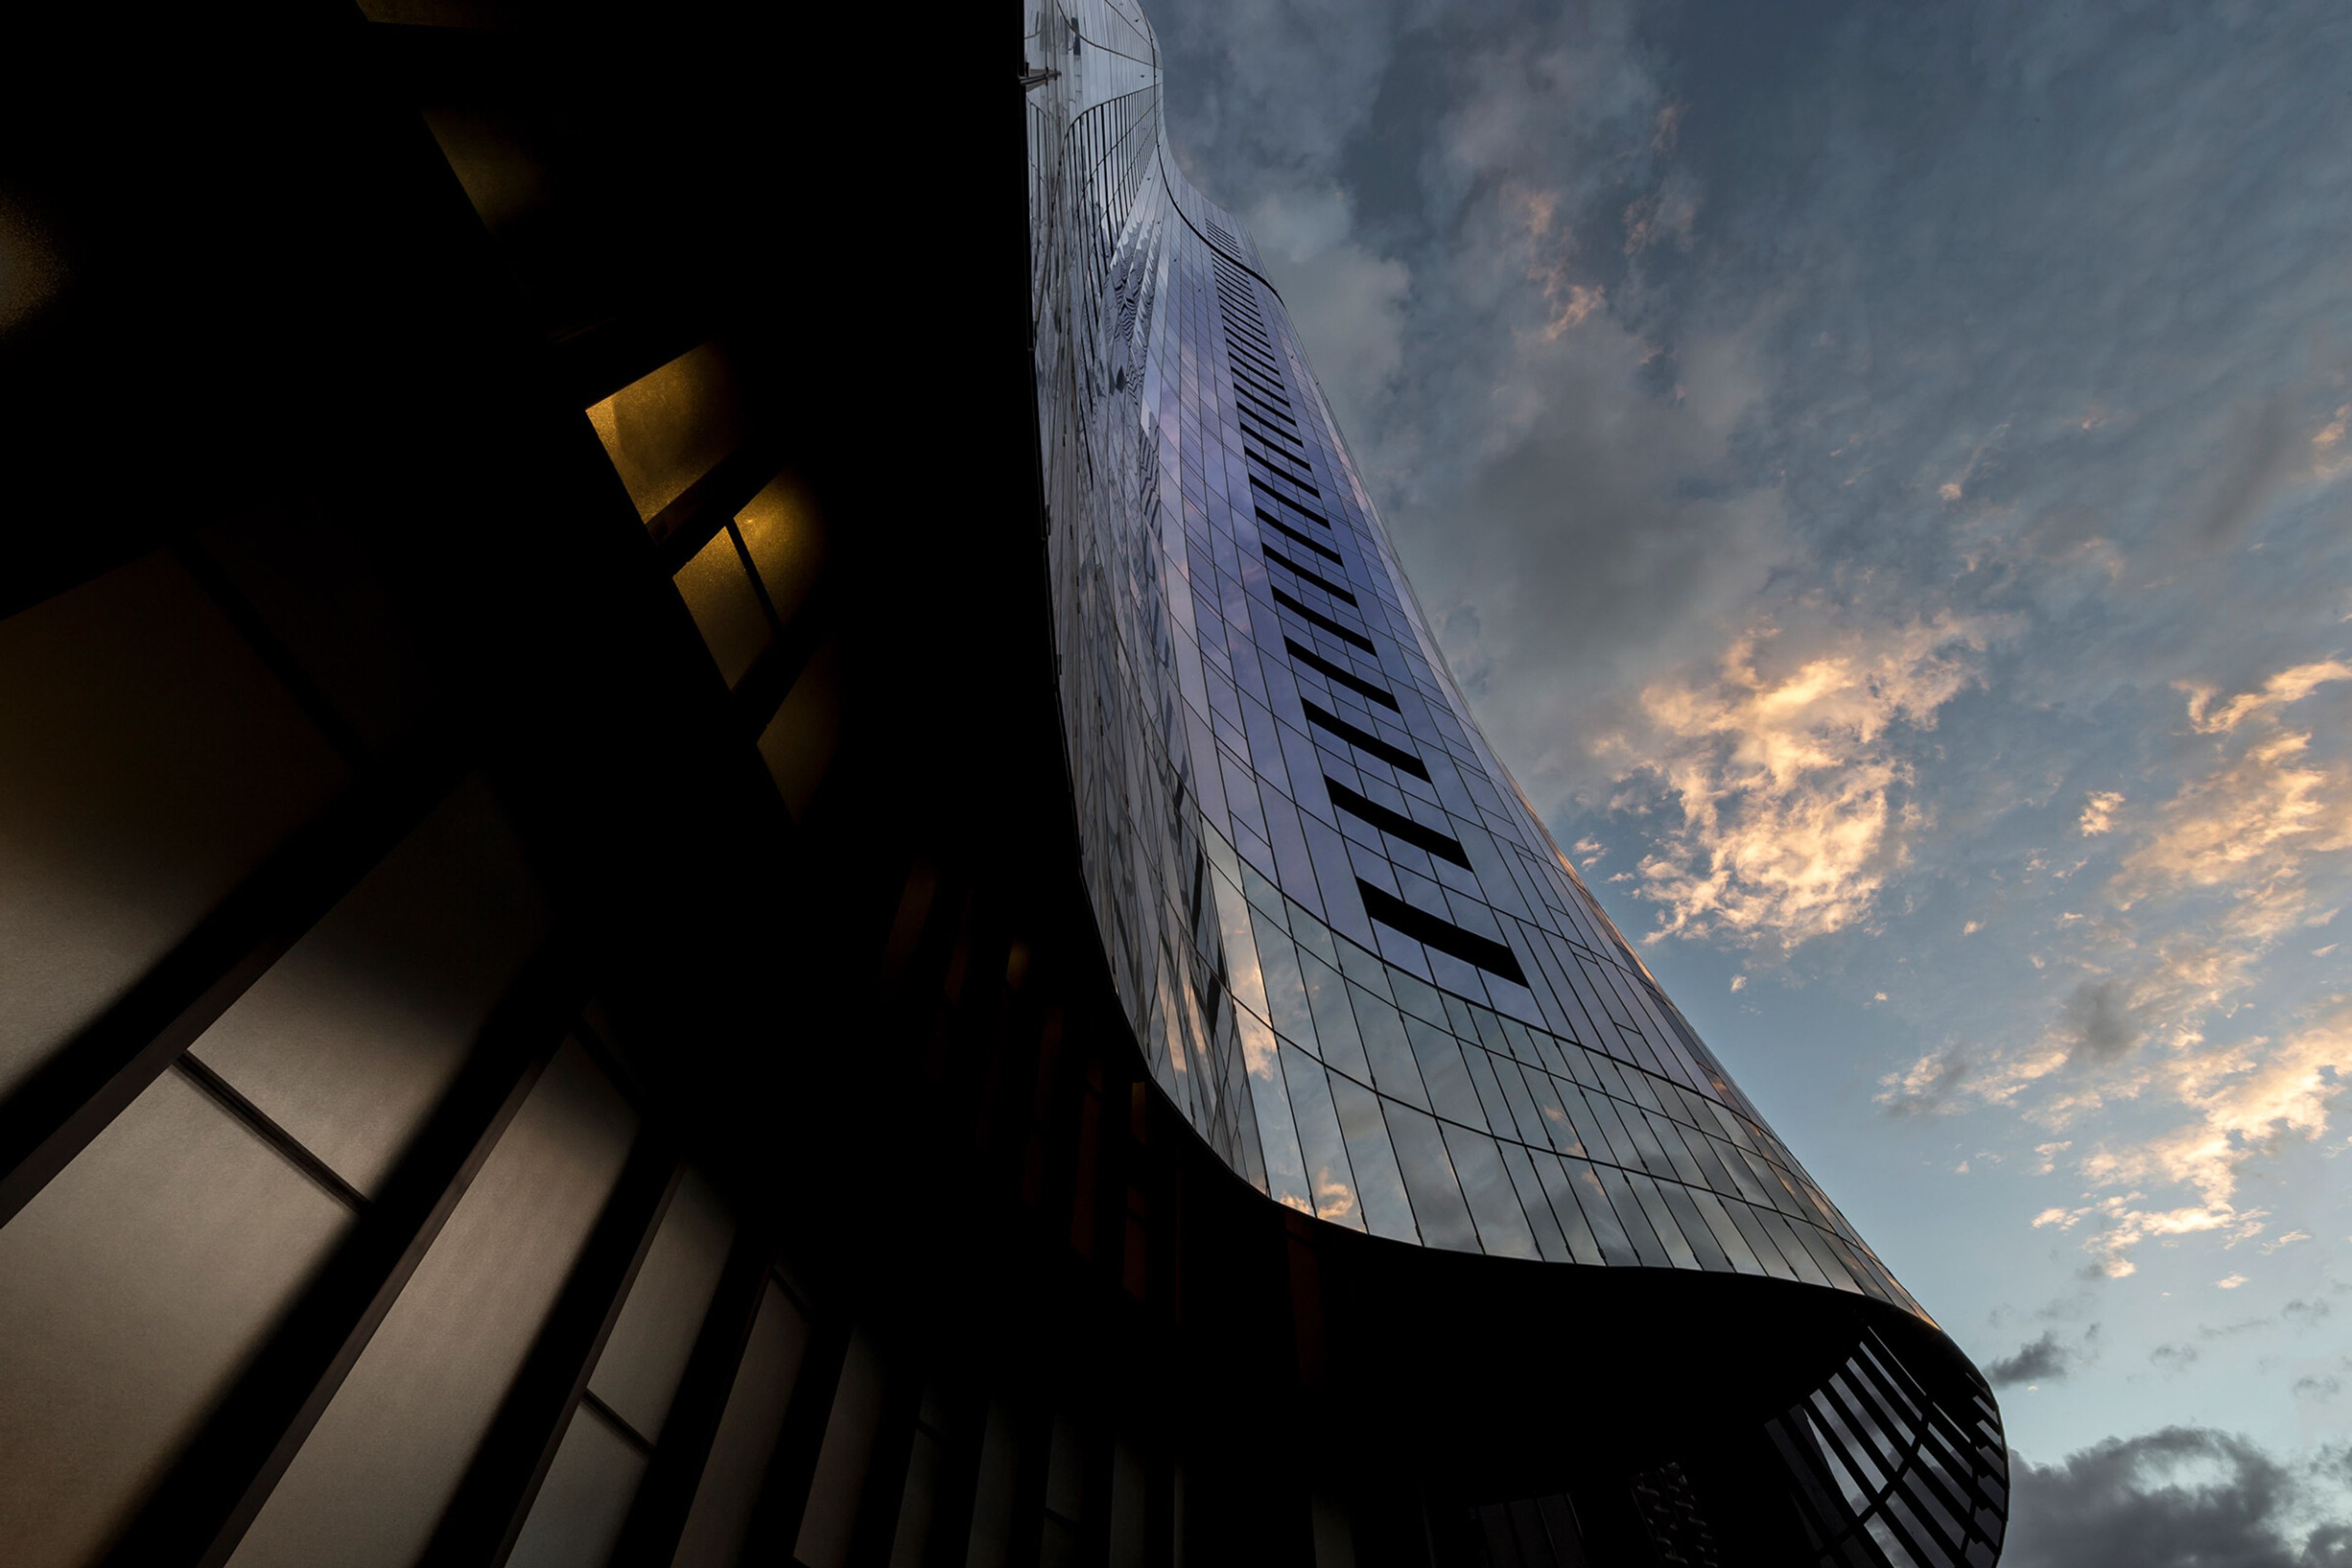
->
[2120, 729, 2352, 895]
[1248, 187, 1412, 428]
[2284, 1298, 2334, 1331]
[1879, 657, 2352, 1270]
[1153, 0, 2352, 1302]
[2003, 1428, 2352, 1568]
[2183, 662, 2352, 736]
[2081, 790, 2126, 837]
[2068, 1003, 2352, 1268]
[2059, 976, 2143, 1064]
[1619, 614, 2007, 949]
[1986, 1329, 2090, 1389]
[2149, 1343, 2199, 1374]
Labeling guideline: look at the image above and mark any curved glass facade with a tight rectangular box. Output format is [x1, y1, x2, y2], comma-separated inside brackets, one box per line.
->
[1027, 0, 1918, 1310]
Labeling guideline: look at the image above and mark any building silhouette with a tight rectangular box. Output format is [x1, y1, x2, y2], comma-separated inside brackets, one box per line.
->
[0, 2, 2005, 1566]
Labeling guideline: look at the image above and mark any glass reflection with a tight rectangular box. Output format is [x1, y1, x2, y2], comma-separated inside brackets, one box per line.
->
[1027, 0, 1928, 1328]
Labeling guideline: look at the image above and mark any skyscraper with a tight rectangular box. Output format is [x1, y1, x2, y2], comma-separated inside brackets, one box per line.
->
[0, 3, 2003, 1565]
[1023, 5, 2007, 1564]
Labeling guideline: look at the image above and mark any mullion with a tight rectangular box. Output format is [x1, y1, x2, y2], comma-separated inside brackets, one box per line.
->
[840, 1352, 929, 1568]
[1261, 548, 1355, 605]
[1325, 778, 1469, 868]
[1255, 508, 1343, 565]
[581, 1389, 655, 1454]
[1222, 316, 1273, 352]
[0, 748, 460, 1232]
[1270, 586, 1373, 653]
[172, 1053, 372, 1215]
[1250, 448, 1317, 492]
[1224, 330, 1279, 365]
[737, 1305, 854, 1560]
[1766, 1417, 1858, 1549]
[1248, 475, 1330, 526]
[1247, 449, 1320, 497]
[1284, 639, 1396, 709]
[1239, 409, 1305, 448]
[102, 955, 581, 1568]
[1231, 368, 1294, 413]
[421, 1140, 682, 1566]
[1227, 342, 1281, 378]
[608, 1224, 780, 1567]
[647, 433, 793, 569]
[1231, 379, 1295, 419]
[1245, 430, 1312, 469]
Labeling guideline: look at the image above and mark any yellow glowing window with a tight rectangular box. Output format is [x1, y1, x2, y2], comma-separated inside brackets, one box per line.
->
[733, 474, 826, 630]
[586, 342, 744, 524]
[671, 532, 771, 690]
[756, 643, 841, 821]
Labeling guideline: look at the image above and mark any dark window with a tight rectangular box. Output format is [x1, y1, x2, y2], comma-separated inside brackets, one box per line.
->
[1272, 587, 1373, 652]
[1327, 778, 1471, 868]
[1358, 882, 1528, 984]
[1256, 508, 1343, 565]
[1240, 410, 1305, 448]
[1261, 549, 1357, 606]
[1248, 450, 1321, 497]
[1302, 699, 1428, 777]
[1286, 641, 1398, 710]
[1248, 475, 1330, 526]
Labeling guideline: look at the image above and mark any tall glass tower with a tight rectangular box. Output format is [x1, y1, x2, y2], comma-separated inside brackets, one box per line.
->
[1027, 3, 2009, 1564]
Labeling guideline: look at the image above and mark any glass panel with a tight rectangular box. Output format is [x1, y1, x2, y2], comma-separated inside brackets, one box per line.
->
[1346, 987, 1427, 1109]
[673, 530, 772, 688]
[797, 1329, 888, 1568]
[1496, 1140, 1570, 1262]
[230, 1041, 636, 1568]
[1327, 1074, 1417, 1243]
[734, 473, 827, 628]
[757, 641, 843, 820]
[0, 1071, 352, 1568]
[586, 341, 742, 524]
[589, 1167, 733, 1442]
[1405, 1018, 1484, 1128]
[1281, 1046, 1365, 1231]
[1240, 1012, 1311, 1213]
[1440, 1125, 1539, 1259]
[506, 1403, 645, 1568]
[0, 556, 347, 1101]
[189, 777, 548, 1197]
[1300, 949, 1370, 1081]
[673, 1280, 811, 1568]
[1382, 1104, 1477, 1253]
[889, 1425, 945, 1568]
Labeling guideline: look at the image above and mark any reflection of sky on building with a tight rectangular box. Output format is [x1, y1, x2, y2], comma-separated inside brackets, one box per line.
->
[1024, 0, 1932, 1318]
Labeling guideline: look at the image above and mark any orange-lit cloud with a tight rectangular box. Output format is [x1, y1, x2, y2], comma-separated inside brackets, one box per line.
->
[1623, 613, 2005, 948]
[1881, 659, 2352, 1275]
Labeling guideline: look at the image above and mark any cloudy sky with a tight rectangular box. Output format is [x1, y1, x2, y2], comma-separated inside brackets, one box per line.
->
[1149, 0, 2352, 1558]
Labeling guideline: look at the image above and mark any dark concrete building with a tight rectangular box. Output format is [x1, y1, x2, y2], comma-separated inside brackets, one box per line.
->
[0, 2, 2005, 1564]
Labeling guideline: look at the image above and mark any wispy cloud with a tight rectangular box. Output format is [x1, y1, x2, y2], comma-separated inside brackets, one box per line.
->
[1878, 662, 2352, 1275]
[1616, 613, 2007, 948]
